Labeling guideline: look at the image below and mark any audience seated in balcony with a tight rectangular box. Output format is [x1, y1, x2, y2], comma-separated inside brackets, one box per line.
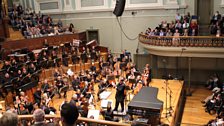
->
[144, 12, 200, 38]
[8, 4, 76, 39]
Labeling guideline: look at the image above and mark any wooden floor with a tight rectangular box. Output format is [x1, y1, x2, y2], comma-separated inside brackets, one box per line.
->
[49, 79, 183, 125]
[181, 86, 216, 126]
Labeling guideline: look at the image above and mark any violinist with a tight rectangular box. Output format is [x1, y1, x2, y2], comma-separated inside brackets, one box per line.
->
[41, 79, 53, 98]
[28, 63, 37, 74]
[133, 76, 144, 94]
[14, 70, 23, 87]
[90, 62, 97, 81]
[55, 76, 66, 98]
[53, 68, 61, 80]
[72, 75, 80, 91]
[86, 73, 93, 83]
[79, 81, 88, 97]
[21, 67, 31, 84]
[97, 79, 109, 100]
[2, 73, 12, 85]
[90, 62, 97, 74]
[144, 64, 152, 86]
[1, 61, 11, 73]
[33, 88, 42, 106]
[20, 91, 33, 114]
[70, 94, 78, 106]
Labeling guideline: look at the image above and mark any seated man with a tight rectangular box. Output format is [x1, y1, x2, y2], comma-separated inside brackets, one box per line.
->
[61, 103, 79, 126]
[33, 88, 42, 106]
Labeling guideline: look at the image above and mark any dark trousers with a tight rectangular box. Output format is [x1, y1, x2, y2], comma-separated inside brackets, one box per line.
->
[114, 100, 124, 112]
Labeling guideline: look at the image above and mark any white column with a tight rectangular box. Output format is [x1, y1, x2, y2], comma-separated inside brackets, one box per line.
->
[33, 0, 39, 13]
[180, 0, 186, 6]
[63, 0, 73, 11]
[221, 0, 224, 7]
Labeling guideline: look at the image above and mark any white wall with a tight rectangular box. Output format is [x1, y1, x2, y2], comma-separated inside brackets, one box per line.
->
[51, 9, 181, 54]
[22, 0, 191, 54]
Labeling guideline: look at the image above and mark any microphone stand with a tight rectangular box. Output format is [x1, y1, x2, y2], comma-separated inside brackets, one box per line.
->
[167, 84, 173, 115]
[164, 79, 173, 118]
[164, 79, 169, 118]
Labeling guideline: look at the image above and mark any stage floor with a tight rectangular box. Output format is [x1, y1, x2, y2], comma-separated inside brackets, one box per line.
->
[50, 79, 183, 125]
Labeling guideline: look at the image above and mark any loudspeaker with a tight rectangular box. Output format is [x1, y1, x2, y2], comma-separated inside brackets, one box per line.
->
[113, 0, 126, 17]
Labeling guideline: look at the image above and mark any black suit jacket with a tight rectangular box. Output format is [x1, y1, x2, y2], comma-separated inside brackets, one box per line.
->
[115, 83, 125, 102]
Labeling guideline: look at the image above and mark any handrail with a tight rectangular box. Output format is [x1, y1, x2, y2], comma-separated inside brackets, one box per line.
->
[18, 115, 130, 126]
[139, 34, 224, 47]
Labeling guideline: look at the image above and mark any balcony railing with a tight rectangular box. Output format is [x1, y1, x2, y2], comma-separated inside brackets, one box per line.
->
[138, 34, 224, 58]
[18, 115, 130, 126]
[139, 34, 224, 47]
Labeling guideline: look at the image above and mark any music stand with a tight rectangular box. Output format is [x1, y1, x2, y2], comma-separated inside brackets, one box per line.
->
[120, 54, 124, 60]
[129, 79, 136, 84]
[102, 62, 109, 67]
[80, 76, 87, 81]
[134, 71, 141, 77]
[106, 75, 115, 82]
[117, 58, 121, 62]
[64, 42, 70, 47]
[120, 62, 126, 70]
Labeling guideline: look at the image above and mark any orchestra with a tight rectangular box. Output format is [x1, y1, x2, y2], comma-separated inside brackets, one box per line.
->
[0, 39, 153, 123]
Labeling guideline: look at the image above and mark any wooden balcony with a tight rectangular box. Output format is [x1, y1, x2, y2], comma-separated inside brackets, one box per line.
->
[18, 115, 130, 126]
[139, 34, 224, 58]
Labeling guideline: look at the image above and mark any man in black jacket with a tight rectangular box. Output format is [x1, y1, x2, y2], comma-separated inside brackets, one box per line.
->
[113, 77, 126, 112]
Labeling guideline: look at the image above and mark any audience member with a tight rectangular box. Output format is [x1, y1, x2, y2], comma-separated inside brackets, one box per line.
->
[32, 109, 55, 126]
[60, 103, 79, 126]
[0, 112, 18, 126]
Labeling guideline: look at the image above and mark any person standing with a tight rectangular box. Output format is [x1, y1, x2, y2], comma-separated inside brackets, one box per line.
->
[113, 77, 126, 112]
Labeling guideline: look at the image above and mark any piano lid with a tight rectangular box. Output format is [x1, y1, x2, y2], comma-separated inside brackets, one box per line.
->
[128, 87, 163, 110]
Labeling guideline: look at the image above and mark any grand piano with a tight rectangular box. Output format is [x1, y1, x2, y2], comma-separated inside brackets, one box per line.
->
[128, 87, 163, 125]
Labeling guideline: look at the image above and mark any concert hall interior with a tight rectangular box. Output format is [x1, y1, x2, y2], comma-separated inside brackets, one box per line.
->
[0, 0, 224, 126]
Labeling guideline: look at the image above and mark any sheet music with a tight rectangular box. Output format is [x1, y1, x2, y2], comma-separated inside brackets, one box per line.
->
[87, 110, 100, 120]
[99, 91, 111, 100]
[101, 100, 113, 108]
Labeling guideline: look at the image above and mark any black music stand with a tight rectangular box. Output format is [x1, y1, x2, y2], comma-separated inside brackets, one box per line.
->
[129, 79, 136, 84]
[134, 71, 141, 77]
[102, 62, 109, 67]
[106, 75, 115, 82]
[120, 54, 124, 60]
[80, 76, 87, 82]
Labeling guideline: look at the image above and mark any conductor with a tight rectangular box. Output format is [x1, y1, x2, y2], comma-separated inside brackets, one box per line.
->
[113, 77, 126, 113]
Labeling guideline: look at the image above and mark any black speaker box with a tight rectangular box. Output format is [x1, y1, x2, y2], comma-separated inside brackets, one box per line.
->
[113, 0, 126, 17]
